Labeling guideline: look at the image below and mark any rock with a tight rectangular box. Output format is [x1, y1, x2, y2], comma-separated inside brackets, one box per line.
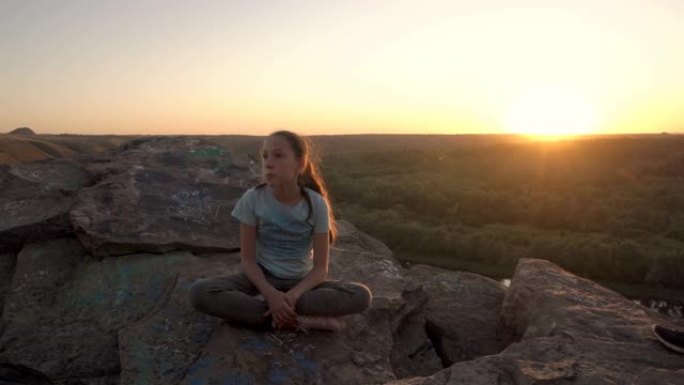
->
[632, 368, 684, 385]
[118, 275, 221, 385]
[0, 160, 91, 253]
[3, 238, 88, 321]
[0, 253, 16, 317]
[0, 318, 120, 382]
[498, 259, 677, 345]
[8, 160, 93, 192]
[8, 127, 36, 135]
[330, 222, 447, 377]
[0, 250, 229, 382]
[382, 258, 684, 385]
[70, 137, 257, 256]
[380, 264, 507, 378]
[330, 221, 404, 297]
[0, 362, 53, 384]
[389, 286, 443, 378]
[405, 265, 506, 366]
[179, 319, 397, 385]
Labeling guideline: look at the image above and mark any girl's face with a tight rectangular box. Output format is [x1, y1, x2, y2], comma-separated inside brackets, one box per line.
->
[261, 135, 304, 186]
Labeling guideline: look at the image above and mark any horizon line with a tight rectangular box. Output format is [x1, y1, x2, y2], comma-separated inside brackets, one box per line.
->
[4, 131, 684, 138]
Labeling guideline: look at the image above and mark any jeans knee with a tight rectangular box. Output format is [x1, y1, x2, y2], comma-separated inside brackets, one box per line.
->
[352, 283, 372, 311]
[188, 278, 210, 311]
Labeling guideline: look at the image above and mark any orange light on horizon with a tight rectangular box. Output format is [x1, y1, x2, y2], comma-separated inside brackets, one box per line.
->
[503, 84, 599, 139]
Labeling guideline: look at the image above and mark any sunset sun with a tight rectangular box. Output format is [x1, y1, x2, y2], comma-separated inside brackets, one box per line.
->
[504, 86, 599, 139]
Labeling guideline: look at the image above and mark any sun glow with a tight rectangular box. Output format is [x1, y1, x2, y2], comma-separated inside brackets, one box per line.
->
[504, 85, 599, 139]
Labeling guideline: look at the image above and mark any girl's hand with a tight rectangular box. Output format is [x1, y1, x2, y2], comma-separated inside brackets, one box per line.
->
[263, 290, 297, 328]
[285, 290, 301, 309]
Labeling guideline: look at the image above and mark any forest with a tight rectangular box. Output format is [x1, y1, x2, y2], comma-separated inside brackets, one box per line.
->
[315, 134, 684, 298]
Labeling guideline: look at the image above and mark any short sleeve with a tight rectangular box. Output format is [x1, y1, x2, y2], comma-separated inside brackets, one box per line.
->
[313, 194, 330, 234]
[231, 188, 257, 226]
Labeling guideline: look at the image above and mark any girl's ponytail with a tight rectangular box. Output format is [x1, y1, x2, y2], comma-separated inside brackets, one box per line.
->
[272, 131, 337, 243]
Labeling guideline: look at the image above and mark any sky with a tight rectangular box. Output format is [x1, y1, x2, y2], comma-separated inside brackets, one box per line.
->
[1, 0, 683, 136]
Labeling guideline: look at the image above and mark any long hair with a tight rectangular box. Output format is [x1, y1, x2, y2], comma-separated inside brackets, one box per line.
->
[260, 130, 337, 243]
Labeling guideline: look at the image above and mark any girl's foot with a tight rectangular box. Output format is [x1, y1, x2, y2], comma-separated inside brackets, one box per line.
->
[271, 317, 298, 331]
[652, 324, 684, 354]
[296, 316, 344, 332]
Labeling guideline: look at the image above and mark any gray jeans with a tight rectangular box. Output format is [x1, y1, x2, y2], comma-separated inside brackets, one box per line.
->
[189, 270, 372, 326]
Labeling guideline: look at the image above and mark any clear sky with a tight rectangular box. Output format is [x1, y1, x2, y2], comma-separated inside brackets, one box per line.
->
[1, 0, 682, 136]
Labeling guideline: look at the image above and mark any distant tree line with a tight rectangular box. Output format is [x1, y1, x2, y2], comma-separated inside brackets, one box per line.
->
[320, 136, 684, 291]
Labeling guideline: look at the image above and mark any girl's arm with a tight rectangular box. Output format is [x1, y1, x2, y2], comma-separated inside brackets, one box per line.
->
[239, 224, 275, 296]
[286, 232, 329, 304]
[239, 224, 297, 325]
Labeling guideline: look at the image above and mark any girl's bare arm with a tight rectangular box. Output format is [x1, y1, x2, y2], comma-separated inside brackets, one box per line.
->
[286, 232, 329, 303]
[239, 224, 278, 296]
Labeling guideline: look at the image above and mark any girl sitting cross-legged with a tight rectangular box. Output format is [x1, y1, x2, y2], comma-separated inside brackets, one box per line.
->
[190, 130, 372, 331]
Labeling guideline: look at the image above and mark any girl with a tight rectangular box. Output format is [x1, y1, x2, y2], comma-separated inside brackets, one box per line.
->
[190, 130, 372, 331]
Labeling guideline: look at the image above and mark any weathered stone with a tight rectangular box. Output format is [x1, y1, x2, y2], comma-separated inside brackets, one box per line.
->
[0, 253, 16, 317]
[52, 251, 232, 330]
[330, 221, 405, 298]
[118, 275, 221, 385]
[54, 376, 120, 385]
[499, 259, 678, 345]
[0, 251, 229, 382]
[0, 161, 92, 253]
[389, 287, 443, 378]
[631, 368, 684, 385]
[0, 191, 74, 254]
[405, 264, 506, 366]
[70, 137, 257, 256]
[333, 222, 446, 378]
[3, 238, 88, 321]
[380, 259, 684, 385]
[8, 160, 92, 192]
[179, 317, 397, 385]
[0, 318, 120, 381]
[0, 362, 53, 385]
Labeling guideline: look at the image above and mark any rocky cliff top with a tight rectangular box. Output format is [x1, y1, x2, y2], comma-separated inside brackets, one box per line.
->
[0, 137, 682, 385]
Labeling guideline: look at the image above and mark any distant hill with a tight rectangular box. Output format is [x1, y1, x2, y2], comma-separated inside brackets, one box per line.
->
[8, 127, 36, 135]
[0, 134, 138, 164]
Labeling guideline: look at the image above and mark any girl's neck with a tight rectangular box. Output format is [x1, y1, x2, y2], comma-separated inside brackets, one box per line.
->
[270, 182, 303, 205]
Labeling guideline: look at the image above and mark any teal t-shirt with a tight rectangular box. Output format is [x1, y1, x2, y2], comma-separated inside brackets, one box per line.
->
[231, 185, 330, 279]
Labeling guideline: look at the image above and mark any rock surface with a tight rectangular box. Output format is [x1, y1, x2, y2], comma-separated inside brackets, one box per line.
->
[386, 258, 684, 385]
[0, 136, 681, 385]
[404, 265, 505, 366]
[0, 253, 15, 317]
[0, 160, 90, 253]
[70, 136, 257, 256]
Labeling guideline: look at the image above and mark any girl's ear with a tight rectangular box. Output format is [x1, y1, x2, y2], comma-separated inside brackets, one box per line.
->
[298, 158, 307, 174]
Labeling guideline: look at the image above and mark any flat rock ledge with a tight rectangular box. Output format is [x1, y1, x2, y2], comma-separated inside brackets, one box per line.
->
[0, 137, 682, 385]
